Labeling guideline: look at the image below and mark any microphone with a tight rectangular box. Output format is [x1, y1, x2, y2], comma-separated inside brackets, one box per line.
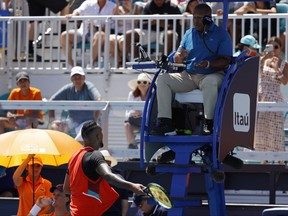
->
[202, 15, 213, 35]
[136, 43, 151, 61]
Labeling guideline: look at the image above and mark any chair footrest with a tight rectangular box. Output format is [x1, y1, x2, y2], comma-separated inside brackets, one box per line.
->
[170, 198, 203, 207]
[154, 163, 211, 174]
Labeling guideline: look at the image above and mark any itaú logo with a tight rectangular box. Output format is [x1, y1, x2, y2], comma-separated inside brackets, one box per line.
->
[233, 93, 250, 132]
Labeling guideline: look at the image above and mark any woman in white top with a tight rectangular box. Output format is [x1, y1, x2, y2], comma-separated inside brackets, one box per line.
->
[125, 73, 152, 149]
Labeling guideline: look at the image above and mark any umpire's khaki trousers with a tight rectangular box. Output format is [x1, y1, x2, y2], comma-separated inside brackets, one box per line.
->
[156, 71, 225, 120]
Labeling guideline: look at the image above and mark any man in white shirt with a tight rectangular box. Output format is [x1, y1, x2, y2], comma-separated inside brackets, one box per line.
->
[61, 0, 116, 67]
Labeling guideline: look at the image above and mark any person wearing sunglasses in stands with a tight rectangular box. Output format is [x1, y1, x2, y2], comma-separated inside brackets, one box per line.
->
[125, 73, 152, 149]
[255, 36, 288, 164]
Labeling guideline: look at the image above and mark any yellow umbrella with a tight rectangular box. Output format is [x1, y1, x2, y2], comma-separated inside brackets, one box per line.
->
[0, 128, 83, 167]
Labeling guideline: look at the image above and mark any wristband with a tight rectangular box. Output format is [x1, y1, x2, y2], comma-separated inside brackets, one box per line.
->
[205, 60, 210, 69]
[29, 204, 41, 216]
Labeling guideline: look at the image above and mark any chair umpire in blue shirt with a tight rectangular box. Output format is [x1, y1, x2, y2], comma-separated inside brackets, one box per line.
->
[152, 3, 233, 136]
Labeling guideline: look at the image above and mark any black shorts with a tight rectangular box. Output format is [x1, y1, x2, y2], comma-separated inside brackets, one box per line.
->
[127, 116, 142, 128]
[27, 0, 69, 16]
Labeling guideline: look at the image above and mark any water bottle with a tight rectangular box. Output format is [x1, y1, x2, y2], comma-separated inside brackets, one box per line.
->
[41, 197, 55, 206]
[30, 197, 55, 216]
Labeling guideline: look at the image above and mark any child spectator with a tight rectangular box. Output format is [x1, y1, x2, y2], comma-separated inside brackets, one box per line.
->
[234, 35, 261, 57]
[132, 194, 168, 216]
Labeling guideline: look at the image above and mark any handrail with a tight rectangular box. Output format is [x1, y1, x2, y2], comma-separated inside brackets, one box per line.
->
[0, 13, 287, 74]
[0, 100, 287, 111]
[257, 102, 288, 112]
[0, 100, 145, 110]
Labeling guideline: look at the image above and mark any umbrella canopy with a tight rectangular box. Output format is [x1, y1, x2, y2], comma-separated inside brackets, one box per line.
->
[0, 128, 83, 167]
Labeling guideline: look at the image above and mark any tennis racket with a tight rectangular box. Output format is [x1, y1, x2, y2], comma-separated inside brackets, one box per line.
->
[144, 182, 173, 209]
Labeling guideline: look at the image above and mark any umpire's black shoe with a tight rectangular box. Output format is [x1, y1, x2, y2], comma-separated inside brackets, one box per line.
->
[151, 118, 177, 136]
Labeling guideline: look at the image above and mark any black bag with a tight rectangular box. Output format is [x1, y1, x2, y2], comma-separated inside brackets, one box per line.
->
[172, 101, 203, 134]
[128, 116, 142, 128]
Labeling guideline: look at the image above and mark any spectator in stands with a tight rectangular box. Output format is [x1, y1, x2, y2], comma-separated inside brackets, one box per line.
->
[234, 35, 261, 57]
[234, 1, 277, 15]
[4, 0, 69, 61]
[208, 1, 244, 15]
[208, 2, 244, 43]
[63, 121, 145, 215]
[3, 71, 44, 132]
[109, 0, 134, 67]
[234, 1, 277, 44]
[184, 0, 199, 14]
[125, 73, 152, 149]
[185, 0, 199, 14]
[48, 66, 102, 137]
[60, 0, 116, 68]
[101, 150, 130, 216]
[122, 0, 181, 60]
[181, 0, 199, 30]
[0, 168, 18, 197]
[132, 194, 168, 216]
[255, 37, 287, 163]
[133, 0, 149, 15]
[28, 184, 70, 216]
[13, 155, 53, 216]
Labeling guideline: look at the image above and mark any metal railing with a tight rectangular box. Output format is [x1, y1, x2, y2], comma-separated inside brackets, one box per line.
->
[0, 13, 287, 75]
